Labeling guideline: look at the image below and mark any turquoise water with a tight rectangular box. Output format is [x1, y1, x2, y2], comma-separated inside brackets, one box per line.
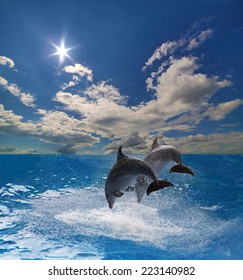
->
[0, 154, 242, 259]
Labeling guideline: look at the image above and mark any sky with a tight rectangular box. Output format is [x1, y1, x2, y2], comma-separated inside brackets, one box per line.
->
[0, 0, 243, 154]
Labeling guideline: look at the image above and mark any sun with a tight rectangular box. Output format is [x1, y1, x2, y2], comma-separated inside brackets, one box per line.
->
[50, 39, 72, 64]
[56, 43, 68, 62]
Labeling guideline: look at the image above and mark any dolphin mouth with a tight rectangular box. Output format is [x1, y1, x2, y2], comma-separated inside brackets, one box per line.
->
[169, 163, 194, 176]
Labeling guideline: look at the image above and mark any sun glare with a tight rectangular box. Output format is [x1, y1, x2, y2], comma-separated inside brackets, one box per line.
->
[51, 39, 72, 64]
[56, 44, 68, 61]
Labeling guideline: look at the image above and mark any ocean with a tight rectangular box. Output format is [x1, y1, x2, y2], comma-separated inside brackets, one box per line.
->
[0, 154, 242, 260]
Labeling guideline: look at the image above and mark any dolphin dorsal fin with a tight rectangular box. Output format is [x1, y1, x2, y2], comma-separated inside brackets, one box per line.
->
[151, 137, 159, 151]
[117, 146, 128, 161]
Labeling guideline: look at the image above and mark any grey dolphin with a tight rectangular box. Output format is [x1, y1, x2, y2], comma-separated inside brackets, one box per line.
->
[105, 146, 173, 209]
[144, 137, 194, 177]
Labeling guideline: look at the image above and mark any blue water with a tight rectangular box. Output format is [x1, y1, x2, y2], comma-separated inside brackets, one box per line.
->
[0, 154, 242, 260]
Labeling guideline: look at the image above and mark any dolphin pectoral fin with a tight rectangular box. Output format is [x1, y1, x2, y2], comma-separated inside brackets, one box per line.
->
[114, 190, 124, 197]
[135, 176, 148, 203]
[147, 180, 174, 196]
[169, 163, 194, 176]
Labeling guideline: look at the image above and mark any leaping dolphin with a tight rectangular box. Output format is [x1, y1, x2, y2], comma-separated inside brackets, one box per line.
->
[105, 146, 173, 209]
[144, 137, 194, 177]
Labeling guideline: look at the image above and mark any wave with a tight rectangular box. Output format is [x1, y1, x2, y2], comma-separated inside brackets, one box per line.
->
[0, 183, 240, 259]
[30, 187, 236, 256]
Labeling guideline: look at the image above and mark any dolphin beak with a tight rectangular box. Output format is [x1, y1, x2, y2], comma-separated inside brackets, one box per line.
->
[108, 199, 115, 209]
[109, 202, 113, 209]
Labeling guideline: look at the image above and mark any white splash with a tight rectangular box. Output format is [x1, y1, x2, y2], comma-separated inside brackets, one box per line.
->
[0, 184, 33, 196]
[55, 202, 184, 245]
[1, 186, 236, 259]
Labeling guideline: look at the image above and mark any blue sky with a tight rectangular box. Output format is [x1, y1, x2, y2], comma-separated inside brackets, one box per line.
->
[0, 0, 243, 154]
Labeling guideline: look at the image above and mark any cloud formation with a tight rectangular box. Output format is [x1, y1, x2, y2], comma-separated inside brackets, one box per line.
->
[0, 55, 15, 68]
[54, 81, 131, 138]
[0, 57, 36, 108]
[164, 132, 243, 154]
[0, 20, 242, 154]
[142, 19, 214, 71]
[0, 76, 35, 107]
[57, 144, 76, 154]
[142, 40, 184, 70]
[0, 146, 17, 153]
[17, 148, 37, 154]
[64, 63, 93, 81]
[61, 64, 93, 90]
[0, 105, 99, 146]
[54, 55, 235, 145]
[104, 130, 243, 155]
[104, 132, 149, 154]
[187, 29, 213, 50]
[205, 99, 243, 121]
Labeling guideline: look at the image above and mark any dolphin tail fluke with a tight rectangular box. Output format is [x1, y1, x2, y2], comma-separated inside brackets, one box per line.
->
[169, 163, 194, 176]
[147, 179, 174, 195]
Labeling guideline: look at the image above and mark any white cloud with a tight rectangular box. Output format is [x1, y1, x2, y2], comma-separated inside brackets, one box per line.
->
[36, 110, 100, 145]
[143, 27, 215, 100]
[0, 75, 35, 107]
[199, 29, 213, 42]
[153, 56, 231, 113]
[54, 81, 133, 138]
[104, 130, 243, 154]
[145, 54, 231, 114]
[164, 132, 243, 154]
[0, 104, 26, 128]
[187, 29, 213, 50]
[61, 80, 77, 90]
[0, 105, 99, 146]
[187, 38, 199, 50]
[1, 21, 242, 154]
[205, 99, 243, 121]
[0, 55, 15, 68]
[61, 64, 93, 90]
[54, 56, 234, 143]
[0, 76, 8, 87]
[135, 56, 232, 136]
[220, 123, 240, 128]
[64, 63, 93, 81]
[20, 93, 36, 107]
[84, 81, 128, 104]
[143, 40, 185, 70]
[17, 148, 37, 154]
[143, 22, 214, 71]
[104, 132, 149, 154]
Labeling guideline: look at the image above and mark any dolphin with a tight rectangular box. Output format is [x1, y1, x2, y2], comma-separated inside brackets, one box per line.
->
[105, 146, 173, 209]
[144, 137, 194, 177]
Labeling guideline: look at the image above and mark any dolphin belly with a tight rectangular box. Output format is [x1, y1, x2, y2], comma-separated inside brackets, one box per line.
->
[105, 174, 137, 194]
